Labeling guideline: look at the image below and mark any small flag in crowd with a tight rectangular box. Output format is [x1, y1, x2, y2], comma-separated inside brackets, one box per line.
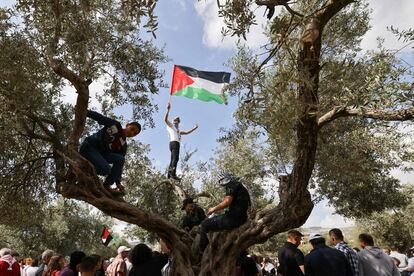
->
[170, 65, 231, 105]
[101, 226, 113, 246]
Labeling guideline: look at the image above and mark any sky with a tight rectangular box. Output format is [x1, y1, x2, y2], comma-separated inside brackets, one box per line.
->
[2, 0, 413, 231]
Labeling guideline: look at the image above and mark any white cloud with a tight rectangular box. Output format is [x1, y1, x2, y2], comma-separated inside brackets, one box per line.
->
[194, 1, 270, 50]
[304, 201, 355, 228]
[195, 1, 414, 51]
[361, 0, 414, 50]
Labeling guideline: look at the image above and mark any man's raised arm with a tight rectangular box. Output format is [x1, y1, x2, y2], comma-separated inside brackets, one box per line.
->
[164, 102, 172, 127]
[87, 110, 118, 126]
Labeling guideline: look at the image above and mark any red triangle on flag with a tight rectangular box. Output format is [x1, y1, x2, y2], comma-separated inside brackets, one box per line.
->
[170, 65, 194, 95]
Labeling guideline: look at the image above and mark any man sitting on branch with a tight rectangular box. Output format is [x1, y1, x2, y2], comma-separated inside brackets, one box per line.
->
[80, 110, 141, 193]
[199, 172, 251, 251]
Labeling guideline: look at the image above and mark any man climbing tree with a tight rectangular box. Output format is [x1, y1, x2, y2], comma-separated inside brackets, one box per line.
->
[80, 110, 141, 193]
[164, 102, 198, 180]
[199, 172, 251, 251]
[181, 198, 206, 232]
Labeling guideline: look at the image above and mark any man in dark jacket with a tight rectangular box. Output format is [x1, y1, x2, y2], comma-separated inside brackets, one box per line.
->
[80, 110, 141, 193]
[304, 233, 353, 276]
[181, 198, 206, 231]
[277, 230, 305, 276]
[199, 172, 251, 251]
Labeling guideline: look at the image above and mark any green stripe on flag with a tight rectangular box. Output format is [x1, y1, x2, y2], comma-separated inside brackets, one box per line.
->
[173, 86, 226, 104]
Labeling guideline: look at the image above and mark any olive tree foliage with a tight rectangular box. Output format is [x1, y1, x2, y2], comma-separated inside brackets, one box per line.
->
[223, 0, 414, 218]
[357, 185, 414, 251]
[0, 198, 115, 257]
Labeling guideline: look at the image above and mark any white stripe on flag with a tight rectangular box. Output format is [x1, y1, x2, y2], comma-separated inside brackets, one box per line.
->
[189, 77, 227, 95]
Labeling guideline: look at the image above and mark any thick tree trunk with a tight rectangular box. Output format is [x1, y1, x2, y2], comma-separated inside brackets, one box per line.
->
[44, 2, 356, 275]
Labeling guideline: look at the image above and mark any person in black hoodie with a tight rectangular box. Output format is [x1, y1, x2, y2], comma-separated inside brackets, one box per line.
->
[128, 244, 168, 276]
[80, 110, 141, 193]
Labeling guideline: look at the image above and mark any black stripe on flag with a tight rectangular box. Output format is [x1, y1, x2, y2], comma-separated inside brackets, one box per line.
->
[176, 65, 231, 84]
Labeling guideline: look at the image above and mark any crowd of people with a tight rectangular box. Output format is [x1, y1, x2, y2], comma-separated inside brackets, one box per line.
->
[0, 241, 171, 276]
[238, 229, 414, 276]
[1, 228, 413, 276]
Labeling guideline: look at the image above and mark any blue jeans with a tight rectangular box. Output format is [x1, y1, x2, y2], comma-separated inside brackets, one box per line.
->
[80, 142, 125, 186]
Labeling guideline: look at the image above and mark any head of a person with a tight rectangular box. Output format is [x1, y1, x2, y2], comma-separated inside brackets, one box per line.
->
[47, 255, 66, 272]
[358, 233, 374, 249]
[182, 198, 196, 214]
[124, 122, 141, 137]
[0, 248, 11, 257]
[353, 247, 360, 253]
[32, 258, 39, 267]
[309, 233, 326, 248]
[90, 254, 103, 271]
[11, 250, 20, 262]
[173, 116, 180, 126]
[407, 249, 414, 258]
[69, 251, 86, 272]
[79, 256, 98, 275]
[329, 228, 344, 245]
[217, 172, 239, 187]
[390, 245, 400, 252]
[287, 230, 304, 247]
[383, 248, 391, 255]
[128, 244, 152, 267]
[117, 246, 131, 259]
[41, 250, 54, 265]
[25, 258, 33, 266]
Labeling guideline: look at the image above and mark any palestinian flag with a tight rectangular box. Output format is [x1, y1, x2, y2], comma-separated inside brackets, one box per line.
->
[101, 226, 113, 246]
[170, 65, 231, 104]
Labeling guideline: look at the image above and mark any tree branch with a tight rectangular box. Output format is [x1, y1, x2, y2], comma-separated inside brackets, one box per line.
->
[318, 106, 414, 128]
[315, 0, 355, 29]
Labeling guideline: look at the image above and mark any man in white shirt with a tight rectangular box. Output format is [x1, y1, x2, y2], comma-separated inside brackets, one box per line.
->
[164, 102, 198, 180]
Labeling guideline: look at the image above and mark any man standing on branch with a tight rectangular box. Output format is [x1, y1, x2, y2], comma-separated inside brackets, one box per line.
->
[80, 110, 141, 193]
[164, 102, 198, 180]
[199, 172, 251, 251]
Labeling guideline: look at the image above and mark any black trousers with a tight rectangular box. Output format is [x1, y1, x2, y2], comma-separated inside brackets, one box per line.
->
[199, 214, 244, 251]
[168, 141, 180, 177]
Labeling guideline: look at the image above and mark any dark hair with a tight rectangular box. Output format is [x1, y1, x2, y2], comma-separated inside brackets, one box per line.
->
[90, 254, 102, 270]
[353, 247, 360, 252]
[287, 230, 304, 238]
[79, 256, 97, 273]
[69, 251, 86, 272]
[45, 255, 64, 276]
[32, 258, 39, 267]
[240, 256, 259, 276]
[310, 237, 326, 247]
[329, 228, 344, 240]
[358, 233, 374, 246]
[128, 244, 152, 267]
[127, 122, 141, 132]
[390, 245, 399, 251]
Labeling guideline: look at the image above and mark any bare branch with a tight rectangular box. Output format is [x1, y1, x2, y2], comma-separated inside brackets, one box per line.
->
[318, 106, 414, 128]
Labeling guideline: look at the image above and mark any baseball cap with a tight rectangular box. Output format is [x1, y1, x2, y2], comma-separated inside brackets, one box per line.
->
[181, 198, 194, 210]
[117, 246, 131, 254]
[309, 233, 323, 241]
